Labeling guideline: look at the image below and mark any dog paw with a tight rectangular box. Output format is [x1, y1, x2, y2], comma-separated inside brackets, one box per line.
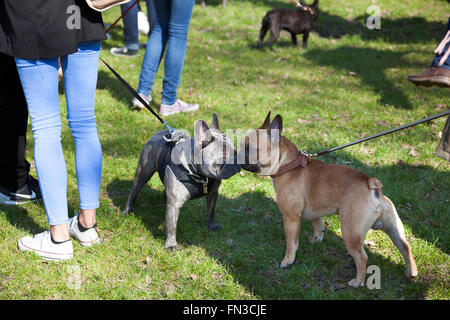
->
[208, 222, 223, 232]
[348, 279, 364, 288]
[309, 235, 324, 244]
[406, 268, 418, 278]
[165, 245, 179, 252]
[280, 260, 294, 269]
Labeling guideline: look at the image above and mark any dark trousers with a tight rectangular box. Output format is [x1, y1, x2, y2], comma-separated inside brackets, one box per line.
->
[435, 115, 450, 161]
[0, 52, 30, 191]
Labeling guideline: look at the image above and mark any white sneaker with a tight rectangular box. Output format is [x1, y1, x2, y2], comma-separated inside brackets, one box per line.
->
[18, 231, 73, 261]
[68, 214, 100, 247]
[159, 99, 199, 116]
[138, 11, 150, 35]
[132, 93, 152, 110]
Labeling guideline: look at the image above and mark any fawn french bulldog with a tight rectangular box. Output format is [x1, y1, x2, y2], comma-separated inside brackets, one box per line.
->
[240, 112, 418, 287]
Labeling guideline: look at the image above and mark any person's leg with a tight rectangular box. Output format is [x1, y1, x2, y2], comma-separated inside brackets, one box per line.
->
[136, 0, 171, 99]
[435, 115, 450, 161]
[0, 53, 30, 192]
[0, 53, 41, 205]
[61, 41, 102, 230]
[432, 18, 450, 70]
[122, 1, 140, 51]
[15, 57, 69, 240]
[160, 0, 195, 106]
[110, 1, 140, 57]
[408, 18, 450, 87]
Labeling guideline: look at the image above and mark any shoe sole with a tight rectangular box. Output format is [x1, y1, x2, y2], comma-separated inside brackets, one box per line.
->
[160, 105, 199, 117]
[132, 101, 146, 110]
[18, 239, 73, 261]
[430, 76, 450, 87]
[110, 51, 139, 58]
[0, 197, 40, 205]
[408, 76, 450, 88]
[180, 105, 199, 113]
[77, 237, 100, 247]
[160, 110, 181, 116]
[408, 77, 433, 87]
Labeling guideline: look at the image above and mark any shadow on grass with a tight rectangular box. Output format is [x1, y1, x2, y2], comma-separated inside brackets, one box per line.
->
[0, 205, 45, 235]
[97, 70, 136, 106]
[304, 46, 417, 109]
[196, 1, 447, 44]
[106, 151, 448, 299]
[316, 11, 447, 44]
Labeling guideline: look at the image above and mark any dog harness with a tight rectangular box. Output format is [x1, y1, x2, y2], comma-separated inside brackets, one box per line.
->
[157, 137, 216, 199]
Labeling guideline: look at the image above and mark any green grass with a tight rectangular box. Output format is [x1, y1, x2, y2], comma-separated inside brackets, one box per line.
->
[0, 0, 449, 299]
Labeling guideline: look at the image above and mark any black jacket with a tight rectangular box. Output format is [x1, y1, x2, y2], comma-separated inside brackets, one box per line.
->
[0, 0, 106, 59]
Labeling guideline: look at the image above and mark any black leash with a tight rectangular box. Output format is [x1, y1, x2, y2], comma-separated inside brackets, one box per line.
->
[308, 110, 450, 158]
[100, 58, 176, 135]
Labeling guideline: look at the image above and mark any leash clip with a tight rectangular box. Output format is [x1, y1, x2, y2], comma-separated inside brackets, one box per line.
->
[299, 150, 312, 158]
[203, 179, 208, 195]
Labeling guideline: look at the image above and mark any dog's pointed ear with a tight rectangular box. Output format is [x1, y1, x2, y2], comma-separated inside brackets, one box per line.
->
[194, 120, 211, 149]
[259, 111, 272, 129]
[268, 114, 283, 144]
[211, 112, 220, 130]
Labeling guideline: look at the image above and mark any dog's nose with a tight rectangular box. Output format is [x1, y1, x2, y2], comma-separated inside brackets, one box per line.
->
[241, 163, 260, 173]
[219, 163, 241, 179]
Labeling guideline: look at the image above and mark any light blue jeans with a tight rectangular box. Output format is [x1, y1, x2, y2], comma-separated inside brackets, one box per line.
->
[137, 0, 195, 105]
[15, 41, 102, 226]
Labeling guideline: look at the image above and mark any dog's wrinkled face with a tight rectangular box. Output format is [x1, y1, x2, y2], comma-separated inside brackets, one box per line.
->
[193, 113, 241, 179]
[239, 111, 283, 176]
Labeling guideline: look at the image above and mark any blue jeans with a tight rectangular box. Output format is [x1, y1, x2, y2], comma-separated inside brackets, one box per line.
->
[121, 1, 140, 50]
[432, 18, 450, 70]
[15, 41, 102, 226]
[137, 0, 195, 105]
[121, 0, 157, 50]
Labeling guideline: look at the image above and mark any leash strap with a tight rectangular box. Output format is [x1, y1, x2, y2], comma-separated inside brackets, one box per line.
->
[271, 111, 449, 179]
[100, 58, 175, 134]
[311, 110, 450, 157]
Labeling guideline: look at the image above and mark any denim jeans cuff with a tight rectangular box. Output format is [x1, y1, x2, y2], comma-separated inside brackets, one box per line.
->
[48, 217, 69, 226]
[79, 202, 100, 210]
[126, 43, 140, 51]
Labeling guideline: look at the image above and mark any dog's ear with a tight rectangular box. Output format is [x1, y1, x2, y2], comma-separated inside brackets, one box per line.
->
[312, 0, 319, 9]
[211, 112, 220, 130]
[194, 120, 211, 149]
[259, 111, 272, 129]
[268, 114, 283, 144]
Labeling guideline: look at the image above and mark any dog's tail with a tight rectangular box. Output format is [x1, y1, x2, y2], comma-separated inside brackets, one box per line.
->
[258, 14, 270, 45]
[367, 177, 384, 229]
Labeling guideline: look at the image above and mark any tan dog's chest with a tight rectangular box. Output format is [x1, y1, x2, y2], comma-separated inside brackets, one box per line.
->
[272, 160, 374, 220]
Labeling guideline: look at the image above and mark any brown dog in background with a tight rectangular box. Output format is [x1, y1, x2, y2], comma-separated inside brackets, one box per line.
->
[240, 112, 418, 287]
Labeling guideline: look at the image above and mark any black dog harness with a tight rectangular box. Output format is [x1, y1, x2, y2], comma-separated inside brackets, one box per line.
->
[157, 138, 216, 199]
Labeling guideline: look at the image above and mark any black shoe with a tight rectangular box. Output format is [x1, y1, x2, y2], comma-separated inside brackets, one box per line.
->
[109, 47, 139, 57]
[0, 175, 42, 205]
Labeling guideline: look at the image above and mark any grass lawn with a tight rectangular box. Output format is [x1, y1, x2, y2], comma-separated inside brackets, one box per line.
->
[0, 0, 449, 299]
